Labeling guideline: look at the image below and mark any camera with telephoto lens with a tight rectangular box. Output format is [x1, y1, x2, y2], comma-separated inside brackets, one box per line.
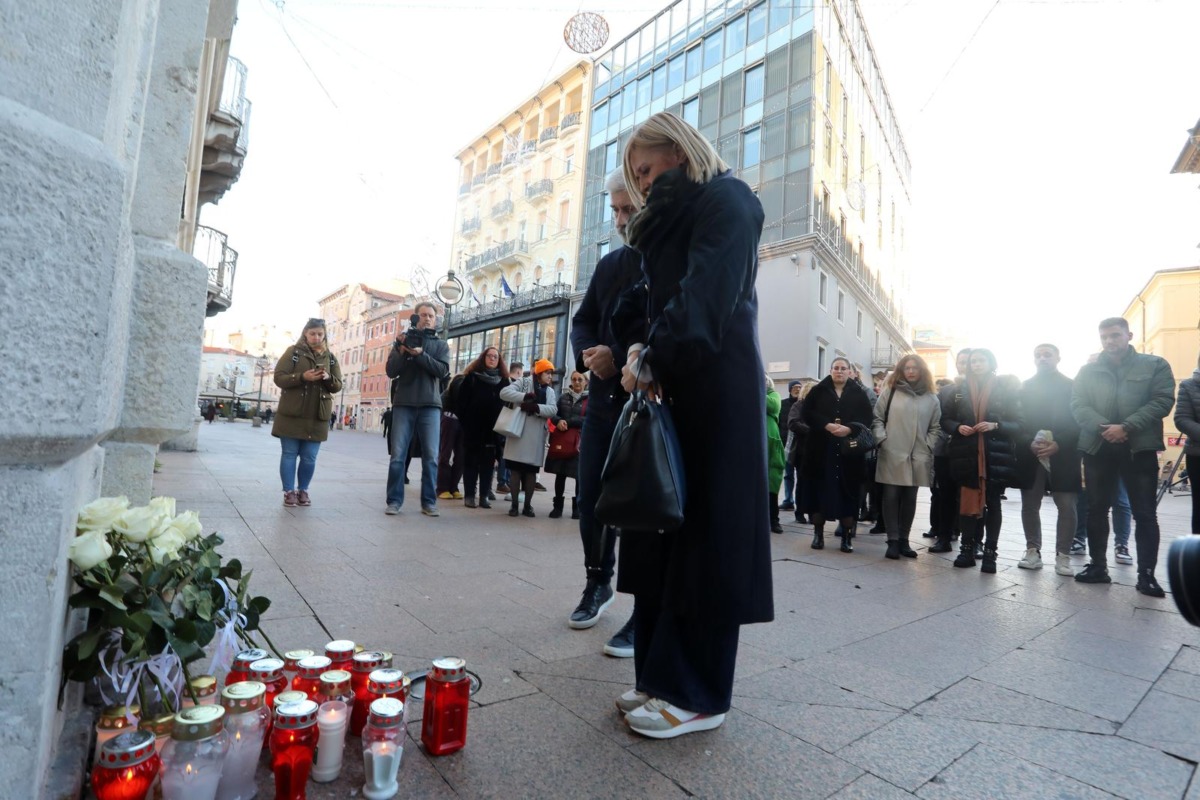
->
[399, 313, 431, 352]
[1168, 536, 1200, 627]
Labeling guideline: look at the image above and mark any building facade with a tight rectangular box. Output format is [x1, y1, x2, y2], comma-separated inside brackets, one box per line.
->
[198, 346, 276, 410]
[577, 0, 912, 383]
[446, 62, 592, 373]
[361, 301, 411, 432]
[318, 283, 410, 425]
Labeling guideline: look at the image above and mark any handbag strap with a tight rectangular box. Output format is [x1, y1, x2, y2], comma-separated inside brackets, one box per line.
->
[882, 386, 896, 426]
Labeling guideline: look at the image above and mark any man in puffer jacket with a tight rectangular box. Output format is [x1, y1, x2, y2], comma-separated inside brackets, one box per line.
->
[1173, 354, 1200, 534]
[1071, 317, 1175, 596]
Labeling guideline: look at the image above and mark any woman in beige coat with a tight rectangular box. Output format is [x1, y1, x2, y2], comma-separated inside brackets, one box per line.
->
[872, 354, 942, 560]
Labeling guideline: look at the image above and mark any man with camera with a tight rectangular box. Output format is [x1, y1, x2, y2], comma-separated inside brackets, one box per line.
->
[385, 302, 451, 517]
[1071, 317, 1175, 596]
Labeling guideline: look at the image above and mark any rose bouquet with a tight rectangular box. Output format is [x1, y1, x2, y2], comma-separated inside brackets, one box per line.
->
[62, 496, 276, 714]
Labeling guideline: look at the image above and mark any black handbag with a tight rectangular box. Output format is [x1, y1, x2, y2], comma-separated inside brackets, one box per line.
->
[837, 420, 876, 458]
[594, 390, 687, 533]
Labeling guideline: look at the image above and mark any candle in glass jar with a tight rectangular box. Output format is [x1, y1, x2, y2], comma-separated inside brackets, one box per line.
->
[421, 657, 469, 756]
[227, 648, 269, 688]
[248, 659, 288, 713]
[361, 698, 405, 800]
[92, 729, 161, 800]
[282, 649, 314, 684]
[270, 700, 319, 800]
[182, 675, 219, 708]
[160, 705, 230, 800]
[349, 653, 387, 736]
[292, 655, 331, 700]
[94, 705, 141, 762]
[352, 668, 408, 738]
[324, 640, 355, 672]
[215, 681, 269, 800]
[310, 700, 349, 783]
[139, 711, 176, 755]
[268, 691, 306, 755]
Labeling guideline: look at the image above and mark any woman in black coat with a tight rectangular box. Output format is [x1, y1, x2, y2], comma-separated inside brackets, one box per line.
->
[611, 112, 772, 740]
[545, 371, 588, 519]
[454, 346, 509, 508]
[942, 348, 1022, 573]
[800, 359, 874, 553]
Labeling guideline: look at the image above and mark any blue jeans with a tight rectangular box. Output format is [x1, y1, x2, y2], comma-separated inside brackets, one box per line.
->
[280, 438, 321, 491]
[782, 463, 796, 505]
[1075, 478, 1131, 548]
[387, 406, 440, 509]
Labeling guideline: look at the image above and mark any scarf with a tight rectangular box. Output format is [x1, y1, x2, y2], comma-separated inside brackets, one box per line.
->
[625, 167, 705, 254]
[475, 367, 501, 385]
[959, 374, 995, 518]
[561, 387, 583, 403]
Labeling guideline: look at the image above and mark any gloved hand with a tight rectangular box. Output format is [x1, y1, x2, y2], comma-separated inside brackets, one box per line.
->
[520, 399, 540, 414]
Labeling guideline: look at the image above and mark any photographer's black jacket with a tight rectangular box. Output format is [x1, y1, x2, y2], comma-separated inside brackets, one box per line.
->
[386, 331, 450, 408]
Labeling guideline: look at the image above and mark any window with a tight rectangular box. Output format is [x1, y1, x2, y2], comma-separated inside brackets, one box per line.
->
[558, 199, 570, 231]
[841, 91, 848, 133]
[825, 57, 832, 107]
[652, 64, 667, 99]
[636, 74, 651, 108]
[837, 290, 845, 323]
[742, 127, 761, 168]
[597, 240, 611, 260]
[725, 12, 745, 55]
[744, 64, 764, 105]
[817, 344, 826, 377]
[818, 271, 828, 307]
[821, 187, 831, 225]
[685, 45, 702, 80]
[747, 4, 767, 42]
[824, 123, 832, 165]
[563, 147, 574, 175]
[703, 32, 722, 70]
[682, 97, 699, 127]
[537, 210, 547, 241]
[856, 309, 863, 339]
[604, 141, 619, 173]
[842, 150, 848, 184]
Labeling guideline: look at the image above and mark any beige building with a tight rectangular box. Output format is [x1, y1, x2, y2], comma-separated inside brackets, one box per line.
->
[447, 62, 591, 373]
[227, 322, 299, 363]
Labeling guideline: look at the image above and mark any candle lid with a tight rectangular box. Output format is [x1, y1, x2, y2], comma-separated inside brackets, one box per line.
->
[380, 651, 394, 667]
[98, 705, 141, 729]
[367, 668, 409, 696]
[136, 711, 175, 738]
[171, 705, 226, 741]
[352, 650, 387, 673]
[283, 649, 315, 668]
[274, 690, 307, 708]
[319, 669, 352, 696]
[296, 655, 332, 678]
[187, 674, 217, 697]
[221, 680, 266, 714]
[232, 648, 269, 667]
[274, 699, 319, 729]
[324, 639, 355, 659]
[430, 657, 467, 682]
[248, 657, 284, 681]
[354, 643, 365, 654]
[98, 729, 157, 767]
[367, 697, 404, 728]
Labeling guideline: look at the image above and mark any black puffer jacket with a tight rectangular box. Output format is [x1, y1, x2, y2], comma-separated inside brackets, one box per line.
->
[942, 374, 1023, 489]
[786, 398, 809, 469]
[1174, 369, 1200, 458]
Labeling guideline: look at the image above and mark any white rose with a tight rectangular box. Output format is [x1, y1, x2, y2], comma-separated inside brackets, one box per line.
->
[148, 528, 186, 564]
[68, 530, 114, 571]
[114, 506, 169, 543]
[148, 496, 176, 518]
[77, 496, 130, 533]
[167, 510, 202, 542]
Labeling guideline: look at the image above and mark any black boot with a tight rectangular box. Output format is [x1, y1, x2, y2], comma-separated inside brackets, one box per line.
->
[929, 536, 954, 553]
[570, 498, 579, 519]
[769, 495, 783, 534]
[954, 526, 976, 568]
[811, 527, 824, 550]
[885, 540, 900, 560]
[523, 500, 535, 518]
[840, 530, 853, 553]
[548, 497, 564, 519]
[981, 548, 997, 574]
[479, 494, 492, 509]
[1137, 568, 1166, 597]
[898, 537, 918, 558]
[508, 494, 520, 517]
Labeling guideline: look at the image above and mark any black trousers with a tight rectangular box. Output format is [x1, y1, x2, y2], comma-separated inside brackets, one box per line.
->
[634, 591, 740, 715]
[881, 484, 918, 542]
[436, 414, 464, 494]
[577, 403, 620, 584]
[1084, 447, 1160, 570]
[960, 483, 1003, 550]
[933, 456, 959, 540]
[462, 441, 496, 500]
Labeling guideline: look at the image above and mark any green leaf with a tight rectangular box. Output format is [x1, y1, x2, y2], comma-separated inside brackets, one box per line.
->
[242, 609, 260, 631]
[248, 596, 271, 615]
[99, 584, 127, 611]
[195, 593, 214, 622]
[72, 627, 105, 662]
[127, 612, 153, 636]
[174, 618, 197, 640]
[68, 592, 114, 611]
[166, 633, 204, 664]
[219, 559, 243, 582]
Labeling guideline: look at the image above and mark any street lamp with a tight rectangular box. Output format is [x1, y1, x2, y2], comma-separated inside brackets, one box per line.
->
[436, 267, 466, 367]
[254, 353, 272, 415]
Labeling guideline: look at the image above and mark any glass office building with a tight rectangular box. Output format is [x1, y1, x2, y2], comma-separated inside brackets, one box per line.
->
[577, 0, 914, 382]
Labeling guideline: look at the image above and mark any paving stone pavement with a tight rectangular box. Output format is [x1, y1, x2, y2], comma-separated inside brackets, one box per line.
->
[150, 421, 1200, 799]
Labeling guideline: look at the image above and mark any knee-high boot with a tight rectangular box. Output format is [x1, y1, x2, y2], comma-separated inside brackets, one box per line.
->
[954, 517, 977, 568]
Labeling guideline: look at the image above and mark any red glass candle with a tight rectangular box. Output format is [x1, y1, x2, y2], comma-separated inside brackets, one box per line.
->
[292, 655, 331, 701]
[227, 648, 269, 687]
[421, 657, 469, 756]
[282, 649, 314, 685]
[318, 670, 354, 706]
[249, 658, 288, 711]
[351, 668, 408, 739]
[324, 640, 355, 673]
[92, 729, 161, 800]
[348, 653, 386, 736]
[271, 699, 319, 800]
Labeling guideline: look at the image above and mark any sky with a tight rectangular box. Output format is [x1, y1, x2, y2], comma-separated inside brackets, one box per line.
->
[202, 0, 1200, 380]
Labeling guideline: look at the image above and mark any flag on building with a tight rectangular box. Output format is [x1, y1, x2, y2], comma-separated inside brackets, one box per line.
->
[500, 275, 515, 297]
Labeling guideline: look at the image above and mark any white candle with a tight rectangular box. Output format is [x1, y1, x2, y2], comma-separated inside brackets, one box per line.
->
[362, 740, 403, 800]
[215, 726, 264, 800]
[161, 761, 223, 800]
[311, 701, 348, 783]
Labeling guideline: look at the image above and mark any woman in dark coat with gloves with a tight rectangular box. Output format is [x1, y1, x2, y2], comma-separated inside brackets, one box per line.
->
[545, 371, 588, 519]
[454, 346, 509, 509]
[612, 111, 772, 740]
[942, 348, 1022, 573]
[800, 358, 874, 553]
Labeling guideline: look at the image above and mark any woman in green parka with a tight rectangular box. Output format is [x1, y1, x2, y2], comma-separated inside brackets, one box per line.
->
[271, 318, 343, 507]
[766, 374, 786, 533]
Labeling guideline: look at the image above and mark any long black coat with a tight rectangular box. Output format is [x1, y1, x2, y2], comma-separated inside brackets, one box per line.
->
[942, 375, 1023, 489]
[786, 398, 809, 468]
[1016, 370, 1081, 493]
[611, 169, 773, 627]
[454, 371, 507, 450]
[800, 377, 873, 488]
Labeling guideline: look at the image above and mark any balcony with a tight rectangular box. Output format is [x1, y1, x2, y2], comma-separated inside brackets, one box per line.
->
[459, 182, 471, 196]
[486, 164, 501, 181]
[539, 126, 559, 146]
[464, 238, 529, 272]
[811, 216, 906, 336]
[472, 174, 486, 189]
[525, 179, 554, 202]
[520, 140, 537, 157]
[871, 347, 902, 370]
[200, 56, 251, 206]
[560, 111, 581, 131]
[502, 152, 519, 171]
[460, 217, 481, 237]
[452, 282, 573, 327]
[490, 199, 514, 220]
[195, 225, 238, 317]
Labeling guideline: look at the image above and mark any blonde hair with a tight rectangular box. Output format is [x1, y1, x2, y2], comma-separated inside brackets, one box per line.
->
[622, 112, 729, 205]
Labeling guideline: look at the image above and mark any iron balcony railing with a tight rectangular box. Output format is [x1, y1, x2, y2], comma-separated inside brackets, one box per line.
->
[461, 217, 481, 235]
[452, 282, 573, 326]
[520, 140, 537, 156]
[195, 225, 237, 307]
[560, 111, 581, 130]
[218, 57, 248, 123]
[872, 348, 902, 368]
[540, 126, 559, 144]
[812, 216, 903, 332]
[472, 174, 486, 188]
[235, 98, 251, 153]
[459, 182, 471, 196]
[525, 179, 554, 200]
[464, 238, 529, 272]
[490, 199, 514, 219]
[486, 164, 501, 180]
[502, 152, 519, 169]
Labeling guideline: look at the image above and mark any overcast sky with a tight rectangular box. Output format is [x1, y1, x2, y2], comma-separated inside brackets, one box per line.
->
[202, 0, 1200, 379]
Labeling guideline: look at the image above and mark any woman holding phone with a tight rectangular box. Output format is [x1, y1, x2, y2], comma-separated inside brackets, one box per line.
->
[272, 317, 343, 507]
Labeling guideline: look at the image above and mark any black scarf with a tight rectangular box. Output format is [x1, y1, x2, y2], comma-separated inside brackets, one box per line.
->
[475, 367, 501, 385]
[625, 167, 705, 254]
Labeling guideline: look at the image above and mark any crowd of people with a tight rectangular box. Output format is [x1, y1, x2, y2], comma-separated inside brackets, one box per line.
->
[259, 111, 1195, 744]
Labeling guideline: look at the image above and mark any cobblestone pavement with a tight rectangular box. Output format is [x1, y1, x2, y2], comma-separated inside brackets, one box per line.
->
[152, 421, 1200, 799]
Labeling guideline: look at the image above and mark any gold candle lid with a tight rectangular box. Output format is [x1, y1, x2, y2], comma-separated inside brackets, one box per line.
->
[98, 705, 141, 730]
[221, 681, 266, 714]
[137, 712, 176, 738]
[171, 705, 226, 741]
[188, 675, 217, 697]
[318, 669, 352, 697]
[274, 690, 307, 708]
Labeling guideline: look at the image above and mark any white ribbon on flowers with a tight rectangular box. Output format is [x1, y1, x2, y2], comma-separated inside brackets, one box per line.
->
[98, 639, 184, 721]
[208, 578, 248, 679]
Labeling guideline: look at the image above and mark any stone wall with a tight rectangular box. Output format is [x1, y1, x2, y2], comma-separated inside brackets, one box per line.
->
[0, 1, 219, 794]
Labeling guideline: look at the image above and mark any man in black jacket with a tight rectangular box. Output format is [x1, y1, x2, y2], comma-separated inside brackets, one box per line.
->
[567, 169, 643, 656]
[1017, 344, 1081, 576]
[778, 380, 802, 512]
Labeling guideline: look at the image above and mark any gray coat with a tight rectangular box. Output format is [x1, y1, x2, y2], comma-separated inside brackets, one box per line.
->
[499, 377, 557, 470]
[872, 383, 942, 487]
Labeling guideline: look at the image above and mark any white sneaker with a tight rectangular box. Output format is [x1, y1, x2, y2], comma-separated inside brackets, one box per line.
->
[1055, 553, 1073, 576]
[615, 688, 650, 715]
[625, 698, 726, 739]
[1017, 548, 1043, 570]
